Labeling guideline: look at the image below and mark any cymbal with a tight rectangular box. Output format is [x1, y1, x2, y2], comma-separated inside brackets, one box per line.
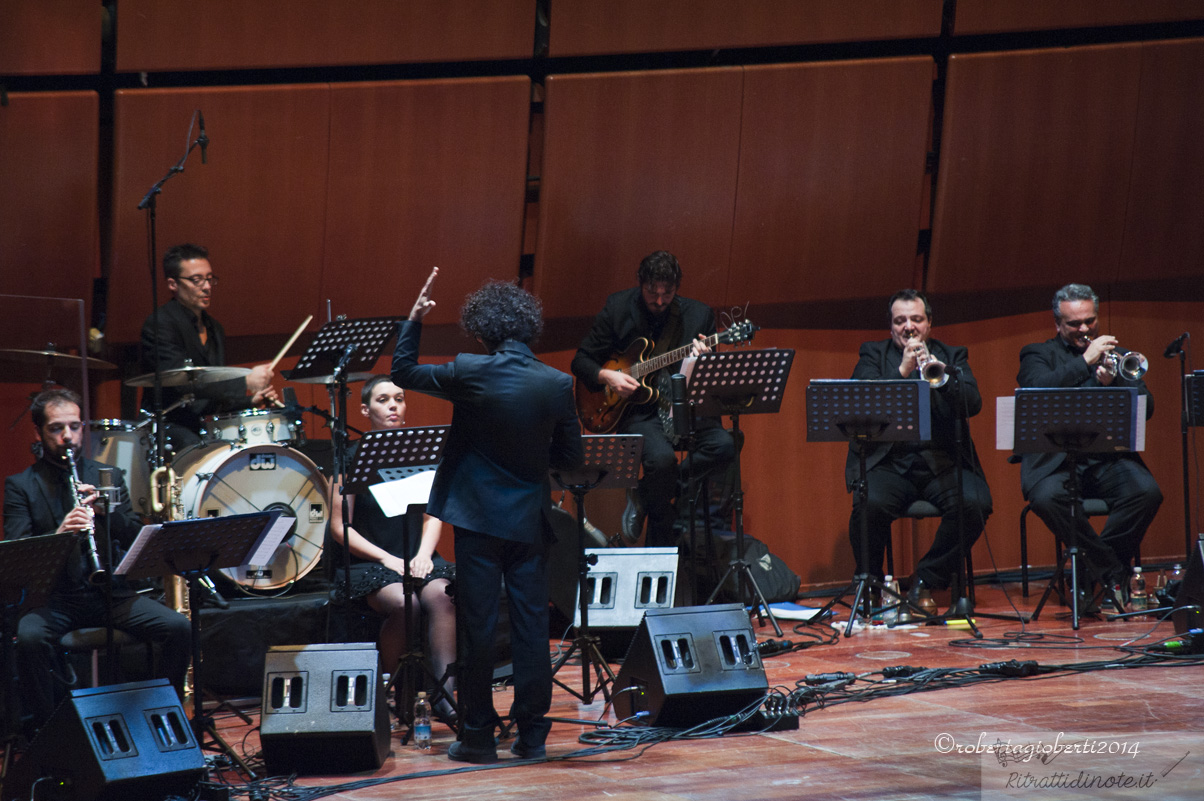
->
[287, 371, 373, 385]
[0, 348, 117, 371]
[125, 364, 252, 388]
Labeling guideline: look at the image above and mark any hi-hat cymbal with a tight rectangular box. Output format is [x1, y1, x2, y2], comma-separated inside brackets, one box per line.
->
[125, 364, 251, 388]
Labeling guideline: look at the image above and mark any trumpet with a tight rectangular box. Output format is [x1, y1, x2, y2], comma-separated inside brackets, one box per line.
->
[1086, 335, 1148, 380]
[908, 338, 949, 388]
[63, 445, 108, 585]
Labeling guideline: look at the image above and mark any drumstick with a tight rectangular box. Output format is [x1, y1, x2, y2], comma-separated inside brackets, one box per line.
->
[268, 314, 312, 372]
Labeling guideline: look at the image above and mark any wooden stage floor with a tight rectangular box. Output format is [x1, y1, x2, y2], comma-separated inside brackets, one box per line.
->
[204, 583, 1204, 801]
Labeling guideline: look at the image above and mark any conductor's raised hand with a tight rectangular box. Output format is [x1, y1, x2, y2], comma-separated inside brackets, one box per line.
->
[409, 267, 439, 322]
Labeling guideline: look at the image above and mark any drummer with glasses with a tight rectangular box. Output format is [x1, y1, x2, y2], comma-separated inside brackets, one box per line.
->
[139, 243, 279, 449]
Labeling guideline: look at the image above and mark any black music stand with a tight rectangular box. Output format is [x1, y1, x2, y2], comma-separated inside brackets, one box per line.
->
[0, 534, 77, 788]
[806, 379, 933, 636]
[116, 511, 287, 777]
[692, 349, 795, 637]
[344, 425, 454, 740]
[286, 318, 400, 628]
[1011, 388, 1140, 630]
[549, 434, 643, 705]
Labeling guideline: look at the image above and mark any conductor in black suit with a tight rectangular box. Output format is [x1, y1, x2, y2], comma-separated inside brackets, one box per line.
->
[1017, 283, 1162, 588]
[140, 243, 278, 445]
[392, 268, 583, 764]
[4, 388, 191, 732]
[845, 290, 993, 600]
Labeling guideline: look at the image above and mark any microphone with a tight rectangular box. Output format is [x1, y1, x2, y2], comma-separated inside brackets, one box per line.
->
[670, 373, 689, 439]
[198, 110, 208, 164]
[1164, 331, 1189, 358]
[331, 343, 358, 381]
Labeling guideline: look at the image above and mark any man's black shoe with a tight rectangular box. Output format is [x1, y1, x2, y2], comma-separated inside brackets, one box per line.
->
[510, 740, 547, 760]
[448, 741, 498, 764]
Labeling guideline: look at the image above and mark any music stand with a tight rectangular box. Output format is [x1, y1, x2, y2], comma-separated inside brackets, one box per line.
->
[286, 317, 401, 640]
[0, 534, 77, 787]
[344, 426, 455, 740]
[549, 434, 643, 705]
[806, 378, 933, 636]
[692, 349, 795, 637]
[116, 511, 288, 777]
[1005, 387, 1141, 630]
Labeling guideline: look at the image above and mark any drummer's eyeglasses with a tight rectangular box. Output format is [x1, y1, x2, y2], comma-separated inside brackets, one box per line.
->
[179, 275, 219, 287]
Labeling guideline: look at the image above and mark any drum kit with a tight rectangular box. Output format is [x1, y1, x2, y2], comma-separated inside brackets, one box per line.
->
[3, 346, 332, 596]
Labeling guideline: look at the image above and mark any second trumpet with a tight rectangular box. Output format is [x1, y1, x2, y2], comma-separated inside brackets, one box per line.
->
[1086, 335, 1148, 380]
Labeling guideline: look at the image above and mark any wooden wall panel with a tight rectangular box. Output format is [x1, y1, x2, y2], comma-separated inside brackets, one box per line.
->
[730, 58, 932, 309]
[321, 77, 531, 326]
[108, 86, 331, 345]
[954, 0, 1204, 35]
[115, 0, 533, 72]
[0, 0, 100, 75]
[928, 45, 1143, 296]
[0, 92, 99, 302]
[548, 0, 943, 57]
[534, 68, 743, 319]
[1120, 39, 1204, 289]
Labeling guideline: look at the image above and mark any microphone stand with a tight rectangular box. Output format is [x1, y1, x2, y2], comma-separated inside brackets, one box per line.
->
[1171, 339, 1191, 560]
[136, 110, 207, 476]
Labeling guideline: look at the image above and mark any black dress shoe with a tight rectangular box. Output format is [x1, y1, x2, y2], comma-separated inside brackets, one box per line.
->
[510, 739, 547, 760]
[448, 741, 498, 764]
[433, 697, 458, 728]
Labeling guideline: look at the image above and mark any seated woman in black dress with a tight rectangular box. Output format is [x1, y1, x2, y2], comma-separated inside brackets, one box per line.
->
[330, 375, 456, 719]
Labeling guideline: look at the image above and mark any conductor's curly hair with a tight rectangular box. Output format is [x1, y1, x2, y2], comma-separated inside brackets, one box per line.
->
[459, 280, 544, 348]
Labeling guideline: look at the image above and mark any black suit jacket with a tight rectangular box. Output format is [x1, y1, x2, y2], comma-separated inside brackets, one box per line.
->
[4, 457, 144, 595]
[571, 287, 717, 403]
[391, 320, 584, 543]
[140, 298, 251, 432]
[1016, 336, 1154, 497]
[844, 337, 985, 491]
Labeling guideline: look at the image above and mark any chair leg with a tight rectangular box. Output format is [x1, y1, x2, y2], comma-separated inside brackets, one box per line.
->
[1019, 505, 1030, 598]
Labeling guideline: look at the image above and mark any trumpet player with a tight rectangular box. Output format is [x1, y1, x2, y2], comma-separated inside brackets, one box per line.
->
[3, 388, 190, 734]
[846, 290, 993, 607]
[1017, 283, 1162, 604]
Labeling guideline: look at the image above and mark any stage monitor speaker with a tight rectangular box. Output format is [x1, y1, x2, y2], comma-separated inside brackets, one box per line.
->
[1172, 534, 1204, 635]
[6, 679, 205, 801]
[259, 642, 390, 774]
[613, 604, 767, 728]
[574, 547, 678, 629]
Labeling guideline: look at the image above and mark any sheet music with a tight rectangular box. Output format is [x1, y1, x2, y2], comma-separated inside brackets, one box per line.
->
[115, 523, 162, 576]
[369, 472, 436, 518]
[245, 515, 297, 566]
[996, 396, 1015, 450]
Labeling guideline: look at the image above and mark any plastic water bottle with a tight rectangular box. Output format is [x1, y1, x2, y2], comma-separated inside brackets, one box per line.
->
[413, 692, 432, 750]
[1128, 567, 1148, 614]
[882, 575, 900, 626]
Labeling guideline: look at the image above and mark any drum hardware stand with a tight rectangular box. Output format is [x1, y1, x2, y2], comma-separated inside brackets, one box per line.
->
[694, 350, 795, 636]
[1005, 387, 1140, 630]
[0, 534, 76, 797]
[549, 434, 643, 706]
[345, 425, 457, 740]
[115, 510, 290, 779]
[806, 379, 937, 637]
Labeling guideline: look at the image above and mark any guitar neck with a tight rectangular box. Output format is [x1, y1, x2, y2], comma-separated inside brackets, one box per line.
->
[630, 332, 721, 380]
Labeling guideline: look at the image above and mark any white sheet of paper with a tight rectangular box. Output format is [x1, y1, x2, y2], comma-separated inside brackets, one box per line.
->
[245, 515, 298, 566]
[114, 523, 161, 575]
[369, 471, 435, 518]
[996, 396, 1015, 450]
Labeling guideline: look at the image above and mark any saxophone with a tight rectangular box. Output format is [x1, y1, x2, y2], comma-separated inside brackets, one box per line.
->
[151, 463, 193, 701]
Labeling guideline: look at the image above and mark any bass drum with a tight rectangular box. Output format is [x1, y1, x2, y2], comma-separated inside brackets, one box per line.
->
[88, 420, 152, 517]
[172, 442, 329, 594]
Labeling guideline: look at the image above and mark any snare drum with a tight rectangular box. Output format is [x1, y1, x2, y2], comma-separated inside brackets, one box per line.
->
[204, 408, 300, 446]
[171, 442, 328, 592]
[88, 419, 152, 516]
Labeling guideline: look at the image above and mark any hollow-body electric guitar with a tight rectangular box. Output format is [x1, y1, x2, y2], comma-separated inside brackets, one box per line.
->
[575, 320, 757, 433]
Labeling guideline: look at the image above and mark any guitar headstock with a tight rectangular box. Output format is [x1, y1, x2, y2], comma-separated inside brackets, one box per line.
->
[718, 319, 758, 347]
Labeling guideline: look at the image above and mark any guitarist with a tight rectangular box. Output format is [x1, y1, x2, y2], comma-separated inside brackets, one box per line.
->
[571, 251, 735, 547]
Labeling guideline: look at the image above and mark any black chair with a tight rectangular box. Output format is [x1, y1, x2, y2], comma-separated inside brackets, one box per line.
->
[1019, 499, 1111, 598]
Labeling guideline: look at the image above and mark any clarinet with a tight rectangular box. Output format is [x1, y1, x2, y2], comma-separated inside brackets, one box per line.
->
[64, 445, 109, 585]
